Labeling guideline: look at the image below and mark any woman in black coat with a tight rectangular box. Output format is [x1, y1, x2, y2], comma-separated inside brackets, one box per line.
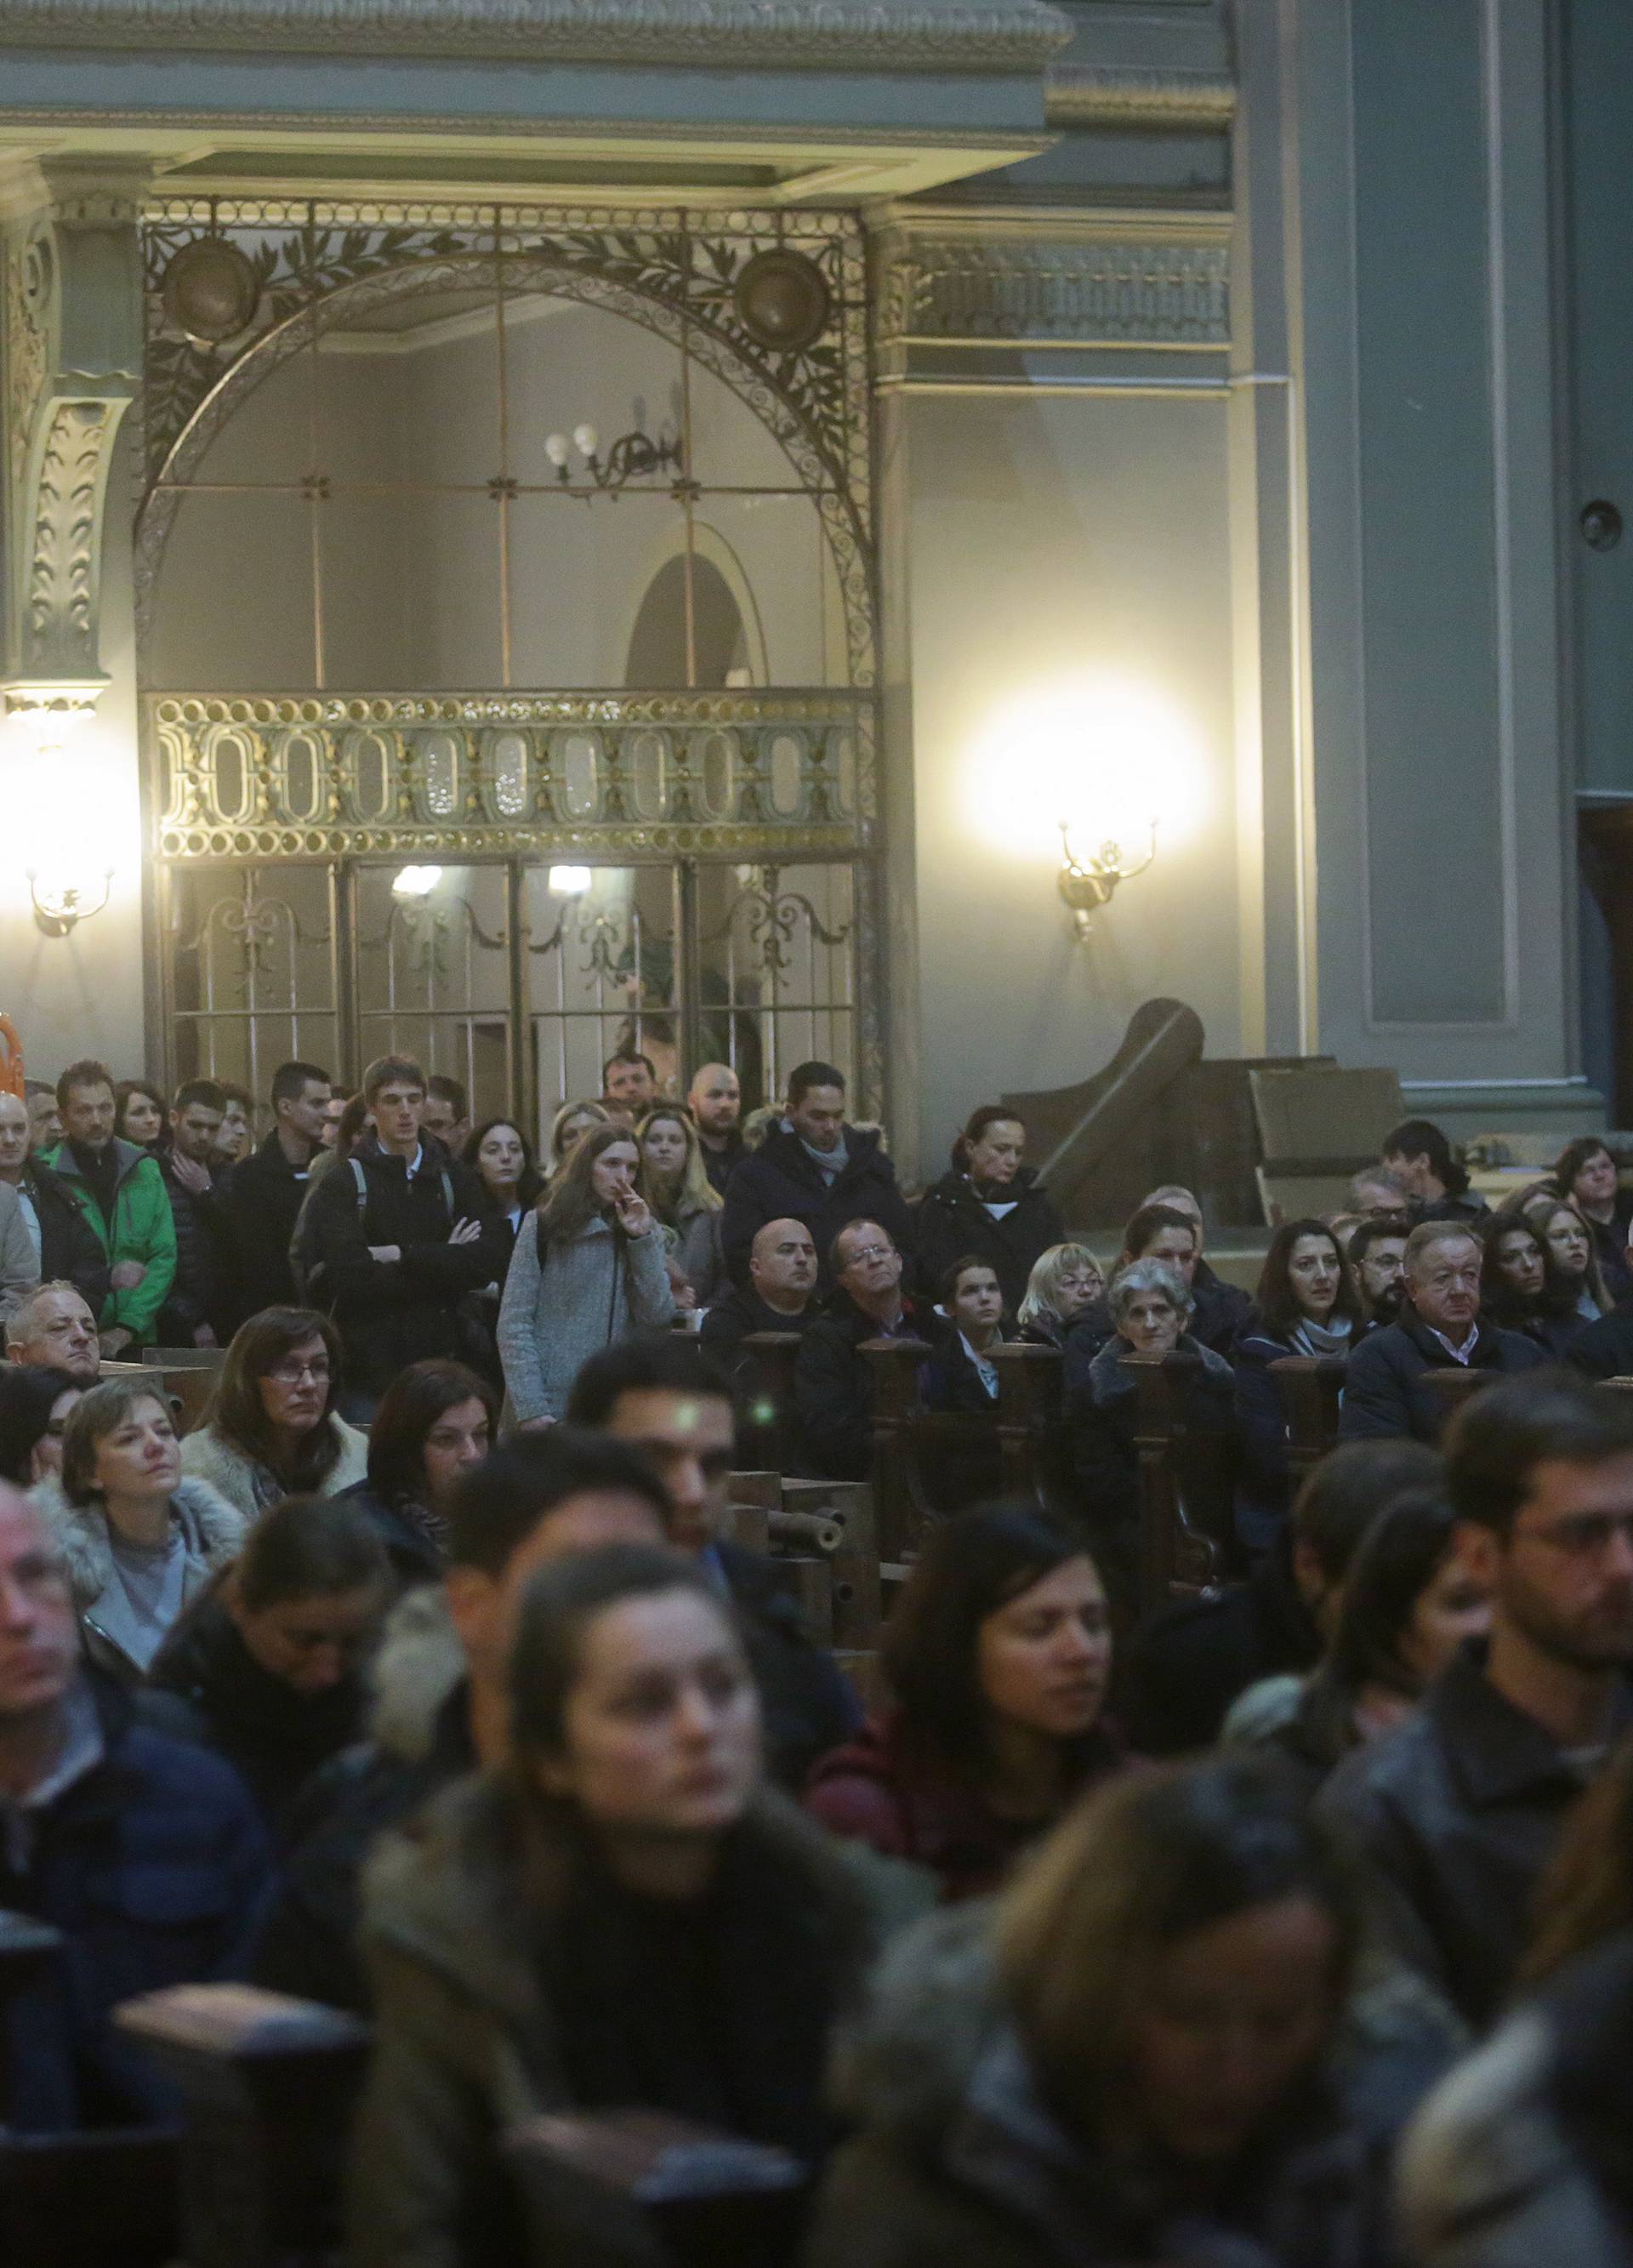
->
[1481, 1211, 1590, 1359]
[336, 1357, 498, 1587]
[1232, 1218, 1363, 1558]
[914, 1106, 1064, 1316]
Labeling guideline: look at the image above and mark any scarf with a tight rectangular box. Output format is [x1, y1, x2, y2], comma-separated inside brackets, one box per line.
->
[800, 1133, 848, 1184]
[1288, 1314, 1352, 1359]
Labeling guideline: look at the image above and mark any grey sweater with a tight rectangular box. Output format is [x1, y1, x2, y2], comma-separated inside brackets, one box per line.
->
[496, 1211, 674, 1422]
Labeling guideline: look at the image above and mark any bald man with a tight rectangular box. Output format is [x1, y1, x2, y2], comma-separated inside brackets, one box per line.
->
[700, 1214, 818, 1363]
[687, 1062, 744, 1195]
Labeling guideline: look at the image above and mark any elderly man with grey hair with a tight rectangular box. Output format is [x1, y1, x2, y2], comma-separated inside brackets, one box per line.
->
[1062, 1256, 1237, 1616]
[4, 1281, 100, 1387]
[1339, 1220, 1546, 1444]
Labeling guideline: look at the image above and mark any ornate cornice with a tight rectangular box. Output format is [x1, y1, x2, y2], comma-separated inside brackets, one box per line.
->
[0, 0, 1072, 71]
[873, 219, 1229, 350]
[1044, 65, 1235, 133]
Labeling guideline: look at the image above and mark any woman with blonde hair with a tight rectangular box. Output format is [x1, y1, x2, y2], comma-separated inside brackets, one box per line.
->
[809, 1757, 1427, 2267]
[545, 1097, 612, 1179]
[497, 1120, 674, 1424]
[635, 1103, 725, 1307]
[1015, 1240, 1104, 1349]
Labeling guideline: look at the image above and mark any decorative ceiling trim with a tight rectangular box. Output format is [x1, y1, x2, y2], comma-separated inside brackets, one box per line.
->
[1044, 65, 1235, 133]
[0, 0, 1072, 72]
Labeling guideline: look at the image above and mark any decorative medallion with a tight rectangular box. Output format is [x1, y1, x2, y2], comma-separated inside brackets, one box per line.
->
[159, 236, 261, 345]
[731, 249, 831, 354]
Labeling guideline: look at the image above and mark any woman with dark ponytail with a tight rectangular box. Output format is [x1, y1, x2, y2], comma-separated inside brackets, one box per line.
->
[913, 1105, 1064, 1314]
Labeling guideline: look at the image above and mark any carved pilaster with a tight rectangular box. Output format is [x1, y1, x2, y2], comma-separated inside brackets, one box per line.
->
[3, 164, 144, 704]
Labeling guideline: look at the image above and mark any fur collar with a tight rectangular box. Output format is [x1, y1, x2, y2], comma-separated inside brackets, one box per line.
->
[36, 1473, 246, 1611]
[365, 1581, 467, 1764]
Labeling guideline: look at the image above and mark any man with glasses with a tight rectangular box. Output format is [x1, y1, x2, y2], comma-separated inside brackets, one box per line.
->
[793, 1218, 920, 1481]
[1320, 1371, 1633, 2025]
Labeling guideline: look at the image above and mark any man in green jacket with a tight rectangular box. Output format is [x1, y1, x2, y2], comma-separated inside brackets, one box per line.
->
[42, 1057, 176, 1354]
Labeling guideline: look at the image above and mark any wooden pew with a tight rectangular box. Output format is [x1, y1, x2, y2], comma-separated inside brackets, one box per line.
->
[861, 1338, 1066, 1561]
[1419, 1365, 1496, 1436]
[1268, 1355, 1348, 1480]
[731, 1331, 805, 1472]
[1125, 1349, 1240, 1615]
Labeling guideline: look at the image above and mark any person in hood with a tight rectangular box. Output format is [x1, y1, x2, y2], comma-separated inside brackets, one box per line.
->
[151, 1491, 391, 1838]
[721, 1059, 913, 1291]
[807, 1755, 1445, 2268]
[1232, 1219, 1363, 1557]
[217, 1058, 332, 1320]
[0, 1483, 269, 2133]
[43, 1377, 245, 1684]
[250, 1427, 673, 2011]
[179, 1306, 368, 1523]
[1064, 1257, 1238, 1621]
[913, 1107, 1065, 1316]
[807, 1504, 1124, 1900]
[304, 1052, 508, 1416]
[40, 1057, 175, 1356]
[345, 1542, 931, 2268]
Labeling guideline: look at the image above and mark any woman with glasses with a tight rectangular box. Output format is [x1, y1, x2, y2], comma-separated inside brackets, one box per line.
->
[180, 1306, 368, 1523]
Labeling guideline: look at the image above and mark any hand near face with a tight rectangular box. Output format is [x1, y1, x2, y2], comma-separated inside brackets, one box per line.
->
[447, 1217, 482, 1247]
[613, 1189, 654, 1238]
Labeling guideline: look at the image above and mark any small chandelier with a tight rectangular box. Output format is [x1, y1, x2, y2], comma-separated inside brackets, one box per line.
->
[543, 421, 684, 497]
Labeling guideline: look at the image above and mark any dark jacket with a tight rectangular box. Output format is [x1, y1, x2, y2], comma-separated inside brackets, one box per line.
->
[1117, 1533, 1323, 1754]
[700, 1130, 746, 1197]
[348, 1775, 933, 2268]
[1584, 1196, 1633, 1305]
[334, 1475, 448, 1590]
[912, 1168, 1065, 1316]
[148, 1585, 372, 1838]
[1399, 1931, 1633, 2268]
[1063, 1330, 1238, 1542]
[1232, 1309, 1356, 1553]
[1566, 1302, 1633, 1382]
[805, 1707, 1126, 1902]
[794, 1291, 924, 1482]
[0, 1668, 270, 2132]
[155, 1145, 231, 1345]
[722, 1122, 914, 1290]
[20, 1156, 112, 1314]
[807, 1903, 1438, 2268]
[1411, 1188, 1490, 1228]
[1317, 1640, 1633, 2027]
[701, 1283, 819, 1469]
[218, 1128, 320, 1321]
[1338, 1308, 1546, 1443]
[700, 1280, 819, 1364]
[306, 1132, 509, 1399]
[715, 1537, 864, 1789]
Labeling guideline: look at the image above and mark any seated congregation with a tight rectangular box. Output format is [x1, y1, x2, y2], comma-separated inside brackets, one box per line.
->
[3, 1051, 1633, 2267]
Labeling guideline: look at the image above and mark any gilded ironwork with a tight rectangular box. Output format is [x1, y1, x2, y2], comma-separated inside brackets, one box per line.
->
[150, 689, 874, 860]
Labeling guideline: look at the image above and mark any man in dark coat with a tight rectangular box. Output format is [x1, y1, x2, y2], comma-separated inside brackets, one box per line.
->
[0, 1091, 110, 1315]
[155, 1078, 234, 1348]
[304, 1053, 508, 1412]
[721, 1059, 913, 1289]
[218, 1058, 332, 1321]
[913, 1106, 1064, 1316]
[1319, 1371, 1633, 2026]
[0, 1484, 270, 2130]
[793, 1218, 925, 1482]
[1340, 1221, 1545, 1443]
[701, 1216, 819, 1468]
[686, 1062, 745, 1197]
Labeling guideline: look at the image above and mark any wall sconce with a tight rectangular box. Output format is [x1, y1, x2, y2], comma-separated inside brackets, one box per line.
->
[29, 866, 114, 937]
[4, 686, 117, 937]
[1057, 818, 1158, 938]
[543, 420, 684, 497]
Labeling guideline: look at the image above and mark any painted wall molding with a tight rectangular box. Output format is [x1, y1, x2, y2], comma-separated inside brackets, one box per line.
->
[1044, 63, 1235, 131]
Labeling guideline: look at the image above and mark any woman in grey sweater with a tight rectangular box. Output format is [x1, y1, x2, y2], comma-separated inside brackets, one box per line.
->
[497, 1121, 674, 1423]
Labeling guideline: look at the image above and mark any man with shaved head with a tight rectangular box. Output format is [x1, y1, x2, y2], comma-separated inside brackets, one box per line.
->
[0, 1484, 267, 2127]
[686, 1061, 744, 1195]
[702, 1215, 818, 1363]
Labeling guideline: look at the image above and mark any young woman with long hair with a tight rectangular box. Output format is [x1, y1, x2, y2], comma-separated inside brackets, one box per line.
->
[496, 1120, 674, 1424]
[1234, 1219, 1363, 1553]
[635, 1103, 725, 1306]
[1480, 1211, 1588, 1358]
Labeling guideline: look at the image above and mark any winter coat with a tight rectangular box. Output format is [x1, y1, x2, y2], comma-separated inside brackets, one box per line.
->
[37, 1472, 247, 1683]
[1567, 1301, 1633, 1381]
[661, 1195, 727, 1305]
[700, 1283, 818, 1467]
[699, 1280, 818, 1365]
[20, 1156, 113, 1314]
[805, 1707, 1127, 1902]
[1398, 1931, 1633, 2268]
[217, 1128, 319, 1320]
[154, 1146, 232, 1346]
[149, 1582, 372, 1837]
[495, 1209, 674, 1423]
[1583, 1195, 1633, 1305]
[912, 1168, 1065, 1316]
[305, 1133, 508, 1399]
[179, 1412, 370, 1524]
[806, 1901, 1449, 2268]
[1232, 1308, 1354, 1555]
[0, 1178, 38, 1317]
[1337, 1309, 1546, 1443]
[251, 1584, 476, 2014]
[39, 1137, 177, 1345]
[1316, 1640, 1633, 2028]
[700, 1130, 745, 1196]
[347, 1773, 936, 2268]
[721, 1122, 914, 1290]
[793, 1291, 926, 1482]
[1116, 1533, 1323, 1754]
[0, 1667, 271, 2132]
[917, 1322, 1006, 1509]
[334, 1475, 449, 1590]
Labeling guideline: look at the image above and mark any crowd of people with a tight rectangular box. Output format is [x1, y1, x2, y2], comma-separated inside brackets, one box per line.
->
[3, 1044, 1632, 2266]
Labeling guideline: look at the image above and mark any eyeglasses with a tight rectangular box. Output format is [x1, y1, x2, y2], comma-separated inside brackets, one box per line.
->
[267, 1359, 331, 1387]
[844, 1245, 895, 1266]
[1521, 1512, 1633, 1559]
